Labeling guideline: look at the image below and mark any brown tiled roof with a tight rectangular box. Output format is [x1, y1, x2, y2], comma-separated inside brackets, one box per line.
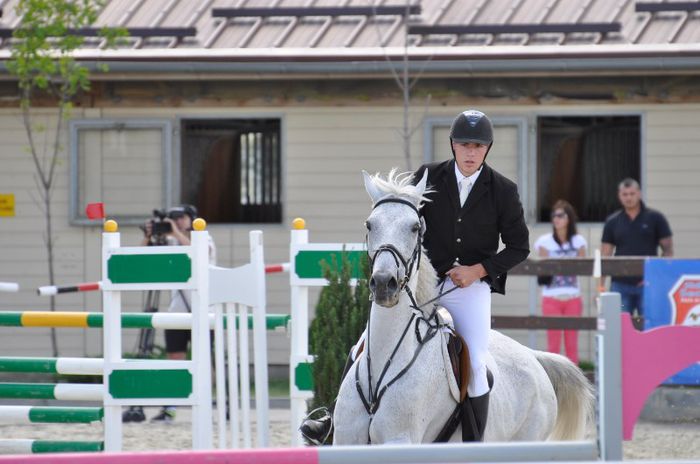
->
[1, 0, 699, 50]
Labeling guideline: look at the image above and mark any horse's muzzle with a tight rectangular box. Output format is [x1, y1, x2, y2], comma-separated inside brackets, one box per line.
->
[369, 270, 400, 307]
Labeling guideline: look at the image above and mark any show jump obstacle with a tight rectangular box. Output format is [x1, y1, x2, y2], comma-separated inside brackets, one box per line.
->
[0, 219, 274, 453]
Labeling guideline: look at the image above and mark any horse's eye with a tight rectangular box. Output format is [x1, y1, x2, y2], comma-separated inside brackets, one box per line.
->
[365, 220, 372, 231]
[411, 222, 420, 233]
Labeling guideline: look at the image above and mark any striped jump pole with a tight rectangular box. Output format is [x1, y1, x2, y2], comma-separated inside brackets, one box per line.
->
[0, 440, 103, 455]
[0, 383, 103, 401]
[0, 311, 289, 331]
[264, 263, 289, 274]
[37, 282, 100, 296]
[0, 406, 102, 424]
[0, 283, 18, 292]
[0, 357, 103, 375]
[0, 441, 599, 463]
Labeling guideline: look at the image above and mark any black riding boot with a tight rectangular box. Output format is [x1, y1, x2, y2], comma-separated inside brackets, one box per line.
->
[462, 392, 491, 441]
[461, 370, 493, 442]
[299, 351, 355, 445]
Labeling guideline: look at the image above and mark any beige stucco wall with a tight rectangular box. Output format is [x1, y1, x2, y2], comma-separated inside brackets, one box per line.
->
[1, 102, 698, 368]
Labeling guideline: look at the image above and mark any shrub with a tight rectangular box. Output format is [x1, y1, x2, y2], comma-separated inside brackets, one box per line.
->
[309, 251, 370, 410]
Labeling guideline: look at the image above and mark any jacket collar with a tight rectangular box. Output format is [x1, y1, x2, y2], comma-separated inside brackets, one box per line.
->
[441, 160, 491, 211]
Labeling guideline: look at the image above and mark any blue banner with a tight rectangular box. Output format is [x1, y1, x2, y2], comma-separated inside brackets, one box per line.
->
[643, 259, 700, 385]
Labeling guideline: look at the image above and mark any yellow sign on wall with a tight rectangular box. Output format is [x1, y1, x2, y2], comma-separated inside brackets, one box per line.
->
[0, 194, 15, 217]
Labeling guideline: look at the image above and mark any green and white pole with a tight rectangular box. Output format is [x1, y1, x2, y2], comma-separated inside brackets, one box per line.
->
[0, 406, 102, 424]
[0, 383, 103, 401]
[0, 357, 103, 375]
[0, 439, 103, 454]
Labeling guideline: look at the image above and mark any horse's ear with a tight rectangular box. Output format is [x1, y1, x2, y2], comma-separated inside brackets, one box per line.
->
[363, 170, 383, 203]
[413, 169, 429, 200]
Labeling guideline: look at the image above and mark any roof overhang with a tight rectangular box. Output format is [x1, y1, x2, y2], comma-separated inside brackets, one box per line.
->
[2, 44, 700, 79]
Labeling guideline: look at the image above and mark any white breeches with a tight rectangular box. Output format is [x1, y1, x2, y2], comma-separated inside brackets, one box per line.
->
[439, 280, 492, 397]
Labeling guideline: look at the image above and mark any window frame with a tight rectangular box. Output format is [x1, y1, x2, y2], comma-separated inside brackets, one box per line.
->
[174, 113, 286, 226]
[69, 119, 173, 226]
[530, 110, 646, 225]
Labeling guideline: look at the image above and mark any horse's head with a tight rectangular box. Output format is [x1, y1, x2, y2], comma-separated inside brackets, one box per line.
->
[362, 169, 429, 307]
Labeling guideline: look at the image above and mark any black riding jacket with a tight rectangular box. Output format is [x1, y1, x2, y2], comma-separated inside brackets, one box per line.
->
[414, 160, 530, 295]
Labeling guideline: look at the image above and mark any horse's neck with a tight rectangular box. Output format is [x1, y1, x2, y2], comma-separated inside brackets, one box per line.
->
[415, 251, 438, 304]
[368, 295, 417, 373]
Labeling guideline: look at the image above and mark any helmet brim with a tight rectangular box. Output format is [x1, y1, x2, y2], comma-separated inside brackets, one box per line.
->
[451, 137, 492, 145]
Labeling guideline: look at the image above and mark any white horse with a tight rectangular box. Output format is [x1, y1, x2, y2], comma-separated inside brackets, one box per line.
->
[333, 169, 594, 445]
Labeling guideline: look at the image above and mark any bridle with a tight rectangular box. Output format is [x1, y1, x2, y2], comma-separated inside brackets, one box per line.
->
[357, 196, 455, 443]
[366, 197, 423, 296]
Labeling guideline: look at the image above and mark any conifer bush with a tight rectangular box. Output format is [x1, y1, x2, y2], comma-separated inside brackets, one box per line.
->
[309, 252, 370, 411]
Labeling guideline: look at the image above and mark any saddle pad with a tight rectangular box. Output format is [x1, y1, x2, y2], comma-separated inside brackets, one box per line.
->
[436, 311, 470, 403]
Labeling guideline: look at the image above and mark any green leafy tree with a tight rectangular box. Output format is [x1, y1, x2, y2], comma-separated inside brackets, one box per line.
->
[309, 252, 370, 412]
[6, 0, 126, 356]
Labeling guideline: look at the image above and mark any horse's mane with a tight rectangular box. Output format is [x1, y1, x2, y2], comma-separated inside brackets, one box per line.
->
[368, 169, 438, 304]
[368, 168, 431, 205]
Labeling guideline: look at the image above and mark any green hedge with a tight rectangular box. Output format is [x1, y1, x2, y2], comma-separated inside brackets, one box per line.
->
[309, 251, 370, 411]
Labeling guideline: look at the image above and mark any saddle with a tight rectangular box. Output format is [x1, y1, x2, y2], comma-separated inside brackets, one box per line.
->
[445, 328, 471, 404]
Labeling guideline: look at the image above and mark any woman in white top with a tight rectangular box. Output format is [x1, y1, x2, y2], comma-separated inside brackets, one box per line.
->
[534, 200, 587, 365]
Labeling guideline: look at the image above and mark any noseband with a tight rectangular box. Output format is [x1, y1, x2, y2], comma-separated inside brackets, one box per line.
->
[366, 197, 423, 297]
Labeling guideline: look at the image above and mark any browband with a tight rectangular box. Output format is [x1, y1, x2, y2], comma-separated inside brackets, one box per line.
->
[372, 197, 420, 216]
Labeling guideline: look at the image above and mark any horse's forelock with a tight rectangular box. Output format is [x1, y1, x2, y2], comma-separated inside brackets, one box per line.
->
[370, 169, 431, 206]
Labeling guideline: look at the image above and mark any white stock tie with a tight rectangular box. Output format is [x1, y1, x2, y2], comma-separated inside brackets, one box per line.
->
[459, 178, 472, 206]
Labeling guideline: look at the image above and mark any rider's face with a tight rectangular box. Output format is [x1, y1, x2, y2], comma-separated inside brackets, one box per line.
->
[452, 141, 488, 177]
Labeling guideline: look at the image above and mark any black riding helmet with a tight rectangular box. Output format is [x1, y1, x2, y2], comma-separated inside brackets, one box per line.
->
[449, 110, 494, 162]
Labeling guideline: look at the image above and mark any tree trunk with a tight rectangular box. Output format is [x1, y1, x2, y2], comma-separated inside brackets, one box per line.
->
[44, 186, 58, 358]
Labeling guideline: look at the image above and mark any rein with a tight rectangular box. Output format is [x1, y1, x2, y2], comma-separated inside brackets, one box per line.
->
[357, 197, 453, 443]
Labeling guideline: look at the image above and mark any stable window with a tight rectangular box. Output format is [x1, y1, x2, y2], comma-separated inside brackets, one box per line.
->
[180, 119, 281, 224]
[537, 115, 641, 222]
[70, 120, 171, 225]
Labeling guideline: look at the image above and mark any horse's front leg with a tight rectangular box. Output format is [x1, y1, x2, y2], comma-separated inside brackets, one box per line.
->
[333, 367, 371, 445]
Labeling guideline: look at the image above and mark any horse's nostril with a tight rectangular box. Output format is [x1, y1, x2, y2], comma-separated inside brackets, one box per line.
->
[387, 276, 398, 292]
[369, 277, 377, 290]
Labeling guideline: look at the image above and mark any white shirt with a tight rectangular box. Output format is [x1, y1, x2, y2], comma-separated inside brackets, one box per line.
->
[534, 233, 587, 297]
[454, 163, 482, 205]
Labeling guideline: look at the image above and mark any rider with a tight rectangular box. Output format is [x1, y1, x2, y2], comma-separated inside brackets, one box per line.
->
[300, 109, 529, 443]
[415, 109, 529, 441]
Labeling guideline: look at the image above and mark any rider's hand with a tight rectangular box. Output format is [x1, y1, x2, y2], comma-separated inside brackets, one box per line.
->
[143, 221, 153, 238]
[446, 264, 487, 288]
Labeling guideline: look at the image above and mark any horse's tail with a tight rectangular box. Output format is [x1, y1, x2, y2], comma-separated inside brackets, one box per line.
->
[534, 351, 595, 440]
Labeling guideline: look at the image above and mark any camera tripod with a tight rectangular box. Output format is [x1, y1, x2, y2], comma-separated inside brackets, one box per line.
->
[121, 289, 160, 423]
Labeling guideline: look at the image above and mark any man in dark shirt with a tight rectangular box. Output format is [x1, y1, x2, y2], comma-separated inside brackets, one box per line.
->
[601, 178, 673, 323]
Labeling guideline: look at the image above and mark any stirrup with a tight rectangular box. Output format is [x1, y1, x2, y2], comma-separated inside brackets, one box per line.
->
[300, 406, 333, 446]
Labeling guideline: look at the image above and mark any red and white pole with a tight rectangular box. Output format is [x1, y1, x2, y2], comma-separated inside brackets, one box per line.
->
[37, 282, 101, 296]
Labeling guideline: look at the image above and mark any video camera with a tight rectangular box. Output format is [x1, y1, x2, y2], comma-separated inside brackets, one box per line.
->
[142, 205, 198, 244]
[150, 209, 174, 235]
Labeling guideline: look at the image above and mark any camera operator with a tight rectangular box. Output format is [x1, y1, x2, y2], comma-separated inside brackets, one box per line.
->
[142, 204, 217, 422]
